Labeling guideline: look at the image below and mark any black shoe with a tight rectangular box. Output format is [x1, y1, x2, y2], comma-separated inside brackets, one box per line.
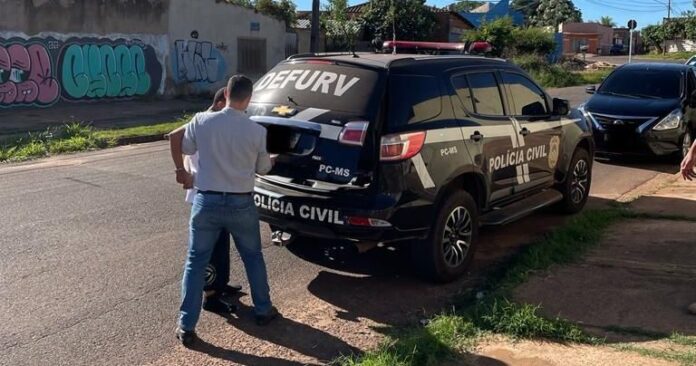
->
[176, 328, 197, 348]
[255, 306, 280, 326]
[203, 292, 238, 315]
[222, 284, 242, 295]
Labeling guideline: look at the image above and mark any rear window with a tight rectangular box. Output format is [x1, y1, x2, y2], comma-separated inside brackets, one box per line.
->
[388, 75, 443, 126]
[251, 62, 383, 117]
[599, 68, 683, 99]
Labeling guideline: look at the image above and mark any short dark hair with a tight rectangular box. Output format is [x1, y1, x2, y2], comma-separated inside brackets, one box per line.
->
[213, 87, 226, 105]
[226, 75, 253, 102]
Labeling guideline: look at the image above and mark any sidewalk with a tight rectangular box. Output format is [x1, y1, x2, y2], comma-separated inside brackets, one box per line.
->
[473, 176, 696, 366]
[0, 98, 210, 135]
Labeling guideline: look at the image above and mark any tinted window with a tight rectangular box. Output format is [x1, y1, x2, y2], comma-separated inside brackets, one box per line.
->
[468, 73, 505, 116]
[388, 75, 442, 125]
[451, 75, 475, 113]
[251, 62, 383, 118]
[599, 68, 683, 99]
[503, 72, 548, 116]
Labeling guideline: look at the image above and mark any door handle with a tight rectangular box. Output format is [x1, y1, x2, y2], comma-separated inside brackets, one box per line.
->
[470, 131, 483, 142]
[519, 127, 530, 136]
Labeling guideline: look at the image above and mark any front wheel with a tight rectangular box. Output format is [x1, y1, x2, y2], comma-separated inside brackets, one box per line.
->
[557, 147, 592, 214]
[412, 191, 479, 283]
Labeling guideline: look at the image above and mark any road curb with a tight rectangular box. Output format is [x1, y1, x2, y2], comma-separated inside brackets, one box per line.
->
[114, 134, 166, 146]
[616, 172, 681, 204]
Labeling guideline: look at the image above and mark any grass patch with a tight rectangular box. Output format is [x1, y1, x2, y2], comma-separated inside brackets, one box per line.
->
[512, 55, 612, 88]
[341, 209, 626, 366]
[614, 344, 696, 366]
[670, 332, 696, 347]
[0, 118, 188, 163]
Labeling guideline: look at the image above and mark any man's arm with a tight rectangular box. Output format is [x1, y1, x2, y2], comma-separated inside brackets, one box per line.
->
[681, 139, 696, 181]
[169, 121, 196, 188]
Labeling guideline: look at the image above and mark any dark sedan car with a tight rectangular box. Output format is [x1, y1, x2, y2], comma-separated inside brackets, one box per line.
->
[580, 63, 696, 159]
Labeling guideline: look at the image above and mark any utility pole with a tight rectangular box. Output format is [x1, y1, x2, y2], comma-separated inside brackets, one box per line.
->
[310, 0, 320, 53]
[663, 0, 672, 54]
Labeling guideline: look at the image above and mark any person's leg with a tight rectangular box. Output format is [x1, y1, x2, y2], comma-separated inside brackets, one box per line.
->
[224, 195, 273, 316]
[179, 194, 223, 332]
[205, 230, 230, 292]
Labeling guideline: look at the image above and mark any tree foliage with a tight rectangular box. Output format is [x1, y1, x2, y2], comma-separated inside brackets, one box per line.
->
[448, 0, 485, 12]
[529, 0, 582, 28]
[322, 0, 361, 51]
[598, 16, 616, 28]
[463, 17, 555, 58]
[641, 13, 696, 53]
[361, 0, 437, 44]
[511, 0, 540, 25]
[223, 0, 296, 26]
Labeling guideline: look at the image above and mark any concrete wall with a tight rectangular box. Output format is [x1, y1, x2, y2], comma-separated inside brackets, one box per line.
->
[0, 0, 169, 35]
[0, 0, 289, 108]
[167, 0, 287, 95]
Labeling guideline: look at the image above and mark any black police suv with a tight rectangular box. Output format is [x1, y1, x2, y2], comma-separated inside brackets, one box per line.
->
[248, 53, 594, 282]
[581, 63, 696, 159]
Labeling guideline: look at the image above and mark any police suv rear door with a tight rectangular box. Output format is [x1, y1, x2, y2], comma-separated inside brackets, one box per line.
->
[248, 60, 385, 188]
[449, 71, 519, 203]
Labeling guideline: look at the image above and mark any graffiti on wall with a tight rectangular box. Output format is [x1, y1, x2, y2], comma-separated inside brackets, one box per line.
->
[172, 40, 226, 84]
[0, 37, 163, 108]
[0, 42, 60, 106]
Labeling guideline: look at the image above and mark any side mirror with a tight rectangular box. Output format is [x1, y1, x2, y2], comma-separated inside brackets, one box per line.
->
[552, 98, 570, 116]
[585, 85, 596, 94]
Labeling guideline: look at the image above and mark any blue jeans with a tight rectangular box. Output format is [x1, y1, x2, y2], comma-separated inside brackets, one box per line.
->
[179, 193, 272, 331]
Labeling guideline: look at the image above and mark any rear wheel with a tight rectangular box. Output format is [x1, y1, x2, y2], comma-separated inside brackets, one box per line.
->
[557, 147, 592, 214]
[412, 191, 479, 282]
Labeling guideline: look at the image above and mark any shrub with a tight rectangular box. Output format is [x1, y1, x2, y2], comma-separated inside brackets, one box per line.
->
[513, 27, 556, 55]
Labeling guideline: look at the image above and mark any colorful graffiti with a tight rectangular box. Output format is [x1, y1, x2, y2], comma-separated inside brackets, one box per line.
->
[60, 42, 159, 100]
[0, 43, 60, 106]
[0, 37, 163, 108]
[173, 40, 226, 84]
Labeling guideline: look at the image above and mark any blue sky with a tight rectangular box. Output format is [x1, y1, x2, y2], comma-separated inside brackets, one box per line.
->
[295, 0, 696, 29]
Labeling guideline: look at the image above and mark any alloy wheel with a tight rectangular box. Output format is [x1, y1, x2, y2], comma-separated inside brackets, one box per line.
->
[442, 206, 473, 268]
[570, 159, 589, 204]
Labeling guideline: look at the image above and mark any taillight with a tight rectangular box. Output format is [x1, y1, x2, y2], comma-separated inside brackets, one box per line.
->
[339, 121, 369, 146]
[379, 131, 426, 161]
[345, 216, 392, 227]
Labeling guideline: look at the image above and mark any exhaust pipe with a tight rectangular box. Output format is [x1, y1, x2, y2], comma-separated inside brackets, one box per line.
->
[271, 230, 295, 247]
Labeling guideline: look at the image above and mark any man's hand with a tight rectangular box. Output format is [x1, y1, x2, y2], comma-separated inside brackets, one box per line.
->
[681, 145, 696, 181]
[176, 169, 194, 188]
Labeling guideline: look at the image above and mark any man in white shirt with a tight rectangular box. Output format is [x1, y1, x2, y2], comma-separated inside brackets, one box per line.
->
[680, 137, 696, 316]
[169, 88, 241, 316]
[169, 76, 277, 347]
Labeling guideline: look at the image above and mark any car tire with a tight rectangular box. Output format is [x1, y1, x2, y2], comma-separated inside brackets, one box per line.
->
[412, 190, 479, 283]
[679, 129, 693, 162]
[557, 147, 592, 214]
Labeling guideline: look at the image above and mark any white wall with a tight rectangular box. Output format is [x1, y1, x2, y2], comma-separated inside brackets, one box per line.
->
[666, 40, 696, 53]
[167, 0, 287, 95]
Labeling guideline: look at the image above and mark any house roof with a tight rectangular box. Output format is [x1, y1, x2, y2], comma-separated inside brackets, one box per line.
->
[345, 2, 369, 13]
[294, 18, 311, 29]
[460, 0, 524, 28]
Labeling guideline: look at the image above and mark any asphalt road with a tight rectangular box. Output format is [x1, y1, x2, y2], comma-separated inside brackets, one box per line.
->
[1, 84, 680, 365]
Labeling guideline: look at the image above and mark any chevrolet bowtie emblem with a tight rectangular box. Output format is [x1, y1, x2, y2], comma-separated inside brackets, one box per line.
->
[272, 105, 298, 117]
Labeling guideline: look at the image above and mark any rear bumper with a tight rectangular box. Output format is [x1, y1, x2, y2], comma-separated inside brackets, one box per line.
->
[253, 179, 430, 244]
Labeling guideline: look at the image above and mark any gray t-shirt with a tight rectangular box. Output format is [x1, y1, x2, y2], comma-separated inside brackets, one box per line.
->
[182, 107, 271, 193]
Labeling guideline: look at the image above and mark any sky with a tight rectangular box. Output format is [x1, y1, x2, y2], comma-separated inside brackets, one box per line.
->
[294, 0, 696, 29]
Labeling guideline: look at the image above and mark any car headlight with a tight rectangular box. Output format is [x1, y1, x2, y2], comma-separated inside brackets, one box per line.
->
[578, 104, 603, 131]
[653, 109, 683, 131]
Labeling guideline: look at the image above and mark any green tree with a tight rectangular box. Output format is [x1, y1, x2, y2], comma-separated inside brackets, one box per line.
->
[322, 0, 361, 51]
[361, 0, 437, 44]
[511, 0, 540, 25]
[598, 16, 616, 27]
[448, 0, 485, 12]
[255, 0, 297, 26]
[530, 0, 581, 29]
[463, 17, 516, 57]
[641, 24, 665, 53]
